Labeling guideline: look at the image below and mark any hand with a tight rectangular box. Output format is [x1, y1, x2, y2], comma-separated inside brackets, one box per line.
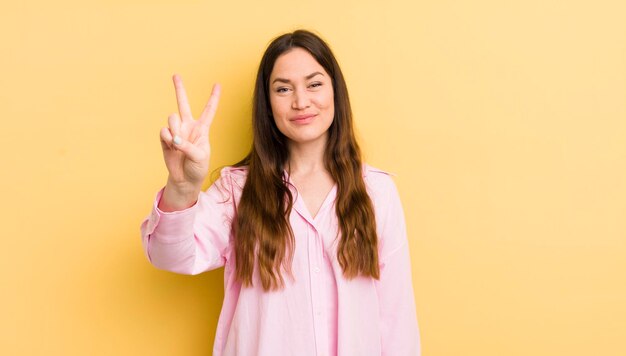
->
[159, 74, 221, 191]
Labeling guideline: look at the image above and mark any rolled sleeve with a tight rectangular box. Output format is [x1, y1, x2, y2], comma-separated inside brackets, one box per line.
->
[146, 187, 200, 244]
[139, 168, 237, 275]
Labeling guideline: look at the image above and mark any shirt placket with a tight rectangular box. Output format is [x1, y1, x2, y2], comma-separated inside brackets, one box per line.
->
[307, 221, 328, 356]
[284, 170, 330, 356]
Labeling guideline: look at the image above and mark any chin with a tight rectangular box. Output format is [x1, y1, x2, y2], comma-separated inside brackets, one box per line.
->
[286, 131, 328, 145]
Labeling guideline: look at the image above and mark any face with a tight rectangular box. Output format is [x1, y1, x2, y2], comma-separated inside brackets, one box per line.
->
[269, 47, 334, 146]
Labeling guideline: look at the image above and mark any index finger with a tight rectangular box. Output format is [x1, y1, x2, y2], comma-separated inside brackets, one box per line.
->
[198, 83, 222, 127]
[172, 74, 193, 120]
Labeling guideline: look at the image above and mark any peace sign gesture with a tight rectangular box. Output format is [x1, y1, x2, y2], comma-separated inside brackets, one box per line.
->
[159, 74, 221, 205]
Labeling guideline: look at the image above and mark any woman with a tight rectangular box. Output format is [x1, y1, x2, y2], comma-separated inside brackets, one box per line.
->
[141, 29, 421, 356]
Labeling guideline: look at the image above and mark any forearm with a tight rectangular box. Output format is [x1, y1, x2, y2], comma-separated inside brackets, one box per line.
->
[158, 180, 201, 212]
[140, 170, 235, 275]
[141, 187, 200, 274]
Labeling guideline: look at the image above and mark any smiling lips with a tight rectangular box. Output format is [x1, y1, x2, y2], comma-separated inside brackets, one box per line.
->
[290, 113, 317, 124]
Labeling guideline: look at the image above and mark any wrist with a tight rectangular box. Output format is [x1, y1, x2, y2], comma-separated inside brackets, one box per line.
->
[159, 182, 201, 212]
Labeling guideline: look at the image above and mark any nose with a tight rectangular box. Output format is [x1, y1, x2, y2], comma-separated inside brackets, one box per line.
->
[291, 88, 311, 110]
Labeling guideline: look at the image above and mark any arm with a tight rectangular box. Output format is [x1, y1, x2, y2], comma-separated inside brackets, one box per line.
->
[373, 175, 422, 355]
[141, 73, 226, 274]
[139, 168, 235, 275]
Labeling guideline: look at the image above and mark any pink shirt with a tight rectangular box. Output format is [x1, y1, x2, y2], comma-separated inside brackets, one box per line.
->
[140, 164, 421, 356]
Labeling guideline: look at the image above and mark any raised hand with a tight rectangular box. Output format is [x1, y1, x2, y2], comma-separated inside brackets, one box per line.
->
[158, 74, 221, 211]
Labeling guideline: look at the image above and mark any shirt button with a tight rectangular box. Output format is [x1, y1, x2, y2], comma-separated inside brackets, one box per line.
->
[314, 267, 320, 273]
[316, 310, 322, 316]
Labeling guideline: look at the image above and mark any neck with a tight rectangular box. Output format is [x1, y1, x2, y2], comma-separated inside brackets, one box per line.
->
[286, 135, 328, 175]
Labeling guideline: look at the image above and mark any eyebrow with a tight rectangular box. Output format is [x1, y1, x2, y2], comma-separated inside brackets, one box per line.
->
[272, 71, 324, 84]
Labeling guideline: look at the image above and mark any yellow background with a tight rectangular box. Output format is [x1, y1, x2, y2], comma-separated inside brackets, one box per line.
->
[1, 0, 624, 355]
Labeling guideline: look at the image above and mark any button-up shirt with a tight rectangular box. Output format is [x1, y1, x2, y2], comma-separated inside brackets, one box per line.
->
[140, 164, 421, 356]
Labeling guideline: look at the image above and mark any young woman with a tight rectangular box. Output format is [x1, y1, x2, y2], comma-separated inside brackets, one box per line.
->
[140, 29, 421, 356]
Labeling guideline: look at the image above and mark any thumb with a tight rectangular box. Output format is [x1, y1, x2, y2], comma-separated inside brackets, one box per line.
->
[172, 134, 206, 163]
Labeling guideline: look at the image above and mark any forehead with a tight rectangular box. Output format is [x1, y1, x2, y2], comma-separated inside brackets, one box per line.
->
[270, 47, 328, 79]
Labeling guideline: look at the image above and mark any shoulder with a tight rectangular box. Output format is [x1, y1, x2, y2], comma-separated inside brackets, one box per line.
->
[362, 163, 396, 178]
[218, 165, 249, 186]
[362, 163, 403, 210]
[216, 163, 398, 194]
[219, 165, 248, 178]
[206, 165, 249, 198]
[362, 163, 398, 195]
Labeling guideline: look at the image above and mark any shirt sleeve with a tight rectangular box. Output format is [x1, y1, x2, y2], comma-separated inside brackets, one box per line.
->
[139, 168, 236, 275]
[373, 174, 422, 356]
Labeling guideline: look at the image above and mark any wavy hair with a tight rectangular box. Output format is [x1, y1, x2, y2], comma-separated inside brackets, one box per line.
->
[233, 29, 379, 291]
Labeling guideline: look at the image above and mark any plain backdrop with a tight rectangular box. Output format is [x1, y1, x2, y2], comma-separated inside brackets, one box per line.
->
[1, 0, 625, 355]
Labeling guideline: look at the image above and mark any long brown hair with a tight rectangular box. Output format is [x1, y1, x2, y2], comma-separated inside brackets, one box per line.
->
[233, 29, 379, 291]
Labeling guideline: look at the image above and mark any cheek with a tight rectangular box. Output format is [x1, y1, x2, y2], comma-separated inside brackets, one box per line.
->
[270, 96, 289, 117]
[325, 87, 335, 109]
[314, 89, 334, 111]
[269, 98, 290, 134]
[323, 92, 335, 115]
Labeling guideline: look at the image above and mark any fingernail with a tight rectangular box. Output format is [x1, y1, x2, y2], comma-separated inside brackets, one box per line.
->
[173, 135, 182, 145]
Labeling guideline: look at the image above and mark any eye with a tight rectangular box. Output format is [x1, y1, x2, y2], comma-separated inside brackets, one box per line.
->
[309, 82, 323, 88]
[276, 87, 290, 93]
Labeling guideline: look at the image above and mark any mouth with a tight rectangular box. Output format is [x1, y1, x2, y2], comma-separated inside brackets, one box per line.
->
[290, 114, 317, 124]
